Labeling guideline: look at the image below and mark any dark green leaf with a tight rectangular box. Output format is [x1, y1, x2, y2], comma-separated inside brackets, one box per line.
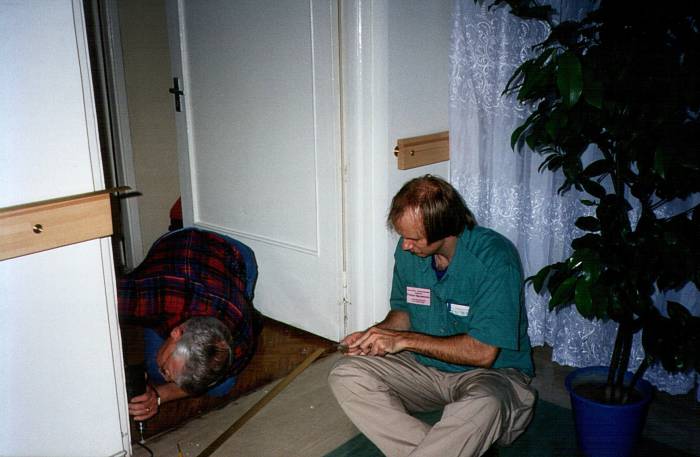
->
[550, 276, 577, 308]
[580, 199, 597, 206]
[568, 248, 599, 270]
[608, 290, 625, 320]
[654, 148, 667, 179]
[667, 301, 691, 323]
[556, 51, 583, 107]
[575, 216, 601, 232]
[503, 61, 527, 95]
[510, 4, 553, 21]
[518, 69, 545, 102]
[574, 278, 594, 318]
[557, 179, 574, 195]
[582, 159, 612, 179]
[662, 230, 680, 246]
[581, 179, 607, 199]
[538, 153, 561, 173]
[515, 111, 542, 150]
[545, 109, 567, 140]
[562, 154, 583, 179]
[590, 283, 610, 319]
[546, 21, 581, 49]
[511, 123, 529, 150]
[525, 131, 541, 151]
[582, 67, 603, 109]
[529, 265, 553, 293]
[571, 233, 602, 251]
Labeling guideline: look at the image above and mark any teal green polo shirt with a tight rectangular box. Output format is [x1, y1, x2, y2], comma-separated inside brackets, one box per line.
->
[390, 226, 534, 376]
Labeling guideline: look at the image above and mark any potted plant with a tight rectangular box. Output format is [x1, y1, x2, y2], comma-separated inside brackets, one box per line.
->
[484, 0, 700, 455]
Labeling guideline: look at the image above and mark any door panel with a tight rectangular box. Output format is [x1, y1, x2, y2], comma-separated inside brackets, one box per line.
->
[168, 0, 343, 340]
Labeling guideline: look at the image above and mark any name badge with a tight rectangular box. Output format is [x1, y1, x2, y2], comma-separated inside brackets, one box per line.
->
[449, 303, 470, 316]
[407, 286, 431, 305]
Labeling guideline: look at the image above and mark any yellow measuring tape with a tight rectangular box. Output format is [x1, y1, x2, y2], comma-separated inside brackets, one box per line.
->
[197, 347, 327, 457]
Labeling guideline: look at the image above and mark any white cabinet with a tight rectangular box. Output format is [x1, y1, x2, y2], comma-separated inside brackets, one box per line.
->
[0, 1, 131, 455]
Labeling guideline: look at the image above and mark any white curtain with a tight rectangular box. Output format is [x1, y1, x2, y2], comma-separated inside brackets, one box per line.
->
[449, 0, 699, 398]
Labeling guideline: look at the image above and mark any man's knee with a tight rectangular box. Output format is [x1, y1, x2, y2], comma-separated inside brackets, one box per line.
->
[460, 370, 535, 417]
[449, 371, 515, 425]
[327, 357, 348, 390]
[328, 357, 367, 389]
[450, 389, 504, 424]
[452, 371, 536, 446]
[328, 356, 368, 405]
[328, 356, 392, 405]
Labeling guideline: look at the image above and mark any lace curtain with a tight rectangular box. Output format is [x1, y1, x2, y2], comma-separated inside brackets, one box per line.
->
[448, 0, 699, 399]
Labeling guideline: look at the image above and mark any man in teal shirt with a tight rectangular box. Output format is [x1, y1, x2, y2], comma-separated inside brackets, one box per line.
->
[329, 175, 536, 457]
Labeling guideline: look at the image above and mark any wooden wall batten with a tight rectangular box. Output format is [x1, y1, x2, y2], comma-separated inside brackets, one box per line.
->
[394, 131, 449, 170]
[0, 188, 127, 261]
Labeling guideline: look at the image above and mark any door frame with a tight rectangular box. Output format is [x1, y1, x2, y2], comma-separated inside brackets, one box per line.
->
[340, 0, 392, 335]
[93, 0, 144, 270]
[164, 0, 195, 227]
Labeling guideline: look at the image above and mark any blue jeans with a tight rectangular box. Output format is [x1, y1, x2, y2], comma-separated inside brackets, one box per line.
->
[143, 328, 236, 397]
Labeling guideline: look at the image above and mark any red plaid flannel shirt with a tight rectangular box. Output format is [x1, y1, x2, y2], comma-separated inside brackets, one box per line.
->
[118, 228, 256, 376]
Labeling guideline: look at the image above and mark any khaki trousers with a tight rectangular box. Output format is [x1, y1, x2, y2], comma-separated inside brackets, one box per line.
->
[328, 352, 536, 457]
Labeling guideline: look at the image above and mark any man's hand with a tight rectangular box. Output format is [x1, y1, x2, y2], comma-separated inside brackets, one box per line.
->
[338, 311, 411, 357]
[128, 384, 160, 421]
[343, 327, 406, 357]
[341, 320, 500, 367]
[339, 331, 369, 356]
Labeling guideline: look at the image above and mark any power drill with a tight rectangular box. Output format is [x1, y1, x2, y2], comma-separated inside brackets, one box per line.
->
[124, 363, 148, 443]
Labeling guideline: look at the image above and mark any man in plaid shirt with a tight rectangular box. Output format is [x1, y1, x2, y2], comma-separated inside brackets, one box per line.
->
[118, 228, 258, 420]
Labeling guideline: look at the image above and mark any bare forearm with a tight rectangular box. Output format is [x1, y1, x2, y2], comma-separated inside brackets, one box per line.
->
[377, 311, 497, 366]
[375, 310, 411, 331]
[399, 332, 499, 367]
[155, 382, 190, 403]
[130, 381, 189, 420]
[349, 313, 499, 367]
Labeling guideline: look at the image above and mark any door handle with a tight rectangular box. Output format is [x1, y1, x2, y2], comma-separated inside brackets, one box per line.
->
[169, 77, 184, 112]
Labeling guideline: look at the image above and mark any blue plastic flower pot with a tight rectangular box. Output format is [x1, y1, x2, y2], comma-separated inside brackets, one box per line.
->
[565, 366, 653, 457]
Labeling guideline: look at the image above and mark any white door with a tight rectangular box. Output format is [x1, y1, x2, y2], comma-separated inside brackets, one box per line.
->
[167, 0, 344, 340]
[0, 1, 130, 455]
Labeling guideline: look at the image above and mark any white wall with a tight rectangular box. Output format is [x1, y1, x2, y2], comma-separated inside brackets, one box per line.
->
[119, 0, 180, 256]
[343, 0, 452, 333]
[384, 0, 452, 311]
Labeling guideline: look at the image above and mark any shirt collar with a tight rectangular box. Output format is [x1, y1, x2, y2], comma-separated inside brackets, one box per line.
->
[416, 228, 471, 279]
[434, 228, 472, 279]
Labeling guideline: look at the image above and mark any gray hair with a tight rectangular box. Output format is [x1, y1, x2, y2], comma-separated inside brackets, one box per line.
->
[173, 317, 233, 394]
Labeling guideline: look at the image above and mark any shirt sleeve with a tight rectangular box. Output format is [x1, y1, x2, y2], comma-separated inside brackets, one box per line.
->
[389, 241, 409, 312]
[467, 262, 523, 351]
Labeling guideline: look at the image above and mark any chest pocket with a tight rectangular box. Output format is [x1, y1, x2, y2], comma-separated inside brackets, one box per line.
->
[448, 303, 470, 317]
[446, 299, 473, 333]
[441, 274, 476, 330]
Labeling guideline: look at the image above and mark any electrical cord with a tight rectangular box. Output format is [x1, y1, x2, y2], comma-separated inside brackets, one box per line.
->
[136, 441, 154, 457]
[136, 421, 154, 456]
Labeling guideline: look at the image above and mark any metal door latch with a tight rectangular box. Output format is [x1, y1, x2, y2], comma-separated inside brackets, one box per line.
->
[169, 77, 184, 112]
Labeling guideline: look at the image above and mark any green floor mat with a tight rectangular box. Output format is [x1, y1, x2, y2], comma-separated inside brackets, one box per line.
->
[325, 398, 696, 457]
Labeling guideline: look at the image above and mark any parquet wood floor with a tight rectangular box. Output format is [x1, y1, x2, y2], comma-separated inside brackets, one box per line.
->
[122, 316, 337, 441]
